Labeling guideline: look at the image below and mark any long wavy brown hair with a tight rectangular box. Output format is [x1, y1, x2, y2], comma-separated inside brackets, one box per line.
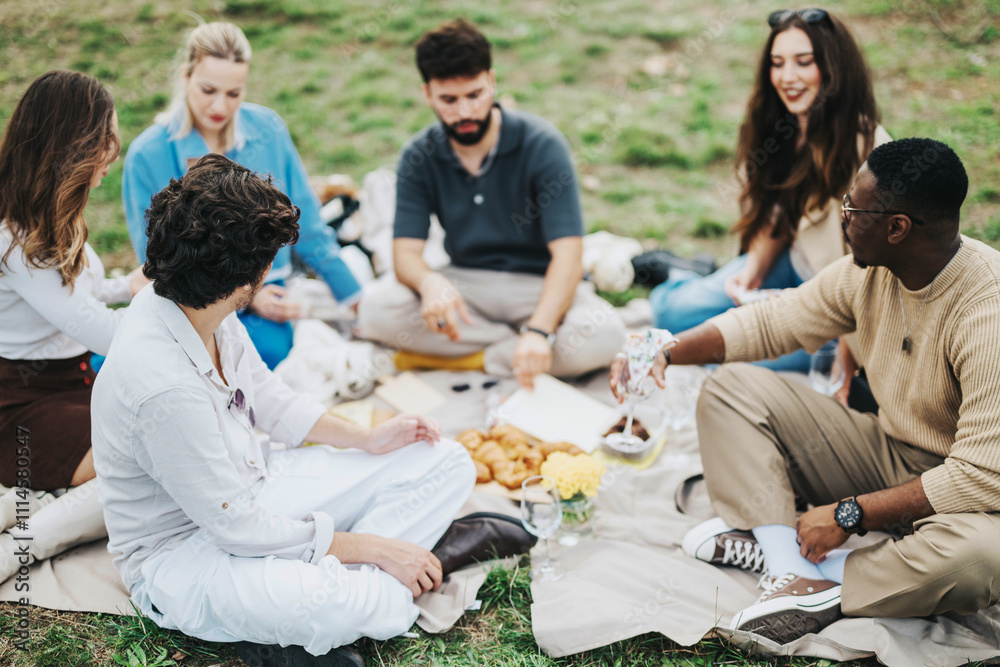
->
[733, 11, 878, 251]
[0, 71, 120, 289]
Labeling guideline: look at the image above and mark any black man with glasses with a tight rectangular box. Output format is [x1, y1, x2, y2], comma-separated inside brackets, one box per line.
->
[613, 138, 1000, 644]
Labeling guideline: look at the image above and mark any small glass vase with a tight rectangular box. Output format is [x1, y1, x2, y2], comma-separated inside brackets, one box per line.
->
[557, 492, 596, 546]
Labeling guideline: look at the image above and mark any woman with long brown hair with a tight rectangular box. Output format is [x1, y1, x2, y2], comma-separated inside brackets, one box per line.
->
[650, 8, 890, 371]
[0, 71, 146, 581]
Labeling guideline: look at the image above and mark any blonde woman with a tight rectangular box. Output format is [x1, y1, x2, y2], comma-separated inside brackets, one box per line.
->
[0, 71, 146, 581]
[122, 21, 361, 369]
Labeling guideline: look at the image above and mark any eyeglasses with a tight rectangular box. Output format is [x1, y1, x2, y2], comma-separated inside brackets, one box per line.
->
[842, 194, 925, 225]
[767, 8, 830, 28]
[229, 388, 256, 429]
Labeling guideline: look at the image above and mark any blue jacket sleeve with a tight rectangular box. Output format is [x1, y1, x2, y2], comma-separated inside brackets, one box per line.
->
[275, 116, 361, 304]
[122, 144, 161, 263]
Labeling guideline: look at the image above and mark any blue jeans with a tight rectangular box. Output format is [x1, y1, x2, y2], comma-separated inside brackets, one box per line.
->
[649, 249, 810, 372]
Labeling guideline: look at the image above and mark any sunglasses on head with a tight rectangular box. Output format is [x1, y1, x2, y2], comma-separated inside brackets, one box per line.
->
[768, 8, 829, 28]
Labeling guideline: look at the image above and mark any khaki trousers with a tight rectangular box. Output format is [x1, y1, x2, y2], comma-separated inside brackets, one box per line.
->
[696, 363, 1000, 618]
[357, 266, 626, 378]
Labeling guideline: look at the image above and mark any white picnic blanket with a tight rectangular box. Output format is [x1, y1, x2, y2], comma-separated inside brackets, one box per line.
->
[3, 368, 999, 665]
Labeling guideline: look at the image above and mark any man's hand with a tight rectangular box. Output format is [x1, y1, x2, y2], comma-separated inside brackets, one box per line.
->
[418, 273, 472, 341]
[373, 537, 443, 598]
[327, 533, 442, 599]
[365, 414, 441, 454]
[128, 266, 152, 297]
[250, 284, 301, 323]
[512, 331, 552, 389]
[796, 504, 848, 564]
[609, 347, 670, 403]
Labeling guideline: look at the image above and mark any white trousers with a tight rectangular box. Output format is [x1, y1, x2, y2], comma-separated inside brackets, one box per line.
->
[132, 440, 475, 656]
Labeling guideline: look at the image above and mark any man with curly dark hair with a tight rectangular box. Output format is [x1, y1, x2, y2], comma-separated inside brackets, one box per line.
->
[613, 139, 1000, 644]
[358, 18, 625, 390]
[91, 155, 477, 666]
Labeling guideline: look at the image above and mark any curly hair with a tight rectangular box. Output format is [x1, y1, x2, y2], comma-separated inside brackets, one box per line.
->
[866, 138, 967, 238]
[733, 10, 879, 252]
[415, 18, 491, 83]
[0, 71, 120, 290]
[143, 154, 300, 309]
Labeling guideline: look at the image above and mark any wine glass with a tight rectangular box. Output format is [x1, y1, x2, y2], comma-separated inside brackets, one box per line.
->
[520, 476, 564, 581]
[604, 367, 656, 456]
[809, 341, 845, 397]
[658, 367, 702, 468]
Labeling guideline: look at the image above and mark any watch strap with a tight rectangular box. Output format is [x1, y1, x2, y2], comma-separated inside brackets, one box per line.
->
[520, 326, 556, 346]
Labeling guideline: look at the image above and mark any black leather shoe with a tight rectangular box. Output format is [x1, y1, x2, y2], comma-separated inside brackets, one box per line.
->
[235, 641, 364, 667]
[432, 512, 537, 576]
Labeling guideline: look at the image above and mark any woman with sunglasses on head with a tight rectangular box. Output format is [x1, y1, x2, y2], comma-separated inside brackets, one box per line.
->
[0, 71, 148, 581]
[122, 21, 362, 370]
[650, 8, 890, 373]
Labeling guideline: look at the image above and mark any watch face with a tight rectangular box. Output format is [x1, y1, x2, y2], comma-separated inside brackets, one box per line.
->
[835, 500, 860, 529]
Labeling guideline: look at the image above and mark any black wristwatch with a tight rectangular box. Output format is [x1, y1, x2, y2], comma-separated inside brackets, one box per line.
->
[519, 326, 556, 346]
[834, 497, 867, 536]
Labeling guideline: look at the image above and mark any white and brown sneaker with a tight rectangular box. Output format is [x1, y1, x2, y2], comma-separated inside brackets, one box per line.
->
[681, 517, 767, 573]
[733, 574, 842, 644]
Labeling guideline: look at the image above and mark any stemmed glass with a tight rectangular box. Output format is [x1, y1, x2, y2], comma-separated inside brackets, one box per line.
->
[658, 367, 703, 469]
[520, 475, 564, 581]
[604, 369, 656, 456]
[809, 341, 845, 397]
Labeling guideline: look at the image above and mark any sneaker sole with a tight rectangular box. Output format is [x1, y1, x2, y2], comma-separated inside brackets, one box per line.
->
[734, 587, 842, 645]
[736, 602, 843, 645]
[681, 517, 732, 560]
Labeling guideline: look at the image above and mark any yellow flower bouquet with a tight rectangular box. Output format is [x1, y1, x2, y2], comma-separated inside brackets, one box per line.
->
[540, 452, 606, 544]
[540, 451, 606, 500]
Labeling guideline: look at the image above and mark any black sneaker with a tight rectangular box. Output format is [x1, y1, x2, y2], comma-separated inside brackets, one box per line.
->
[235, 641, 364, 667]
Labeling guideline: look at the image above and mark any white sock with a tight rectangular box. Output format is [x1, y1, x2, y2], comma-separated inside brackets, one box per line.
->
[0, 488, 56, 532]
[752, 524, 824, 580]
[816, 548, 850, 584]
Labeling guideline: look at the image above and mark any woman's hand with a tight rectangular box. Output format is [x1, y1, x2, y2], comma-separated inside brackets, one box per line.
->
[366, 414, 441, 454]
[250, 284, 300, 322]
[723, 267, 762, 306]
[128, 267, 152, 297]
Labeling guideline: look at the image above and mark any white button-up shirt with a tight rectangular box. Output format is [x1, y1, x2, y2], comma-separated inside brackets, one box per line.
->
[92, 287, 330, 592]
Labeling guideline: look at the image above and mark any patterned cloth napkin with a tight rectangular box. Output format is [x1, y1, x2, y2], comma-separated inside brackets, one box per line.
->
[623, 329, 678, 395]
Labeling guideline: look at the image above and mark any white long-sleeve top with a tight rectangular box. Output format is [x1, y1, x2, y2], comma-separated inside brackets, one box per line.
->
[0, 223, 131, 360]
[91, 287, 331, 592]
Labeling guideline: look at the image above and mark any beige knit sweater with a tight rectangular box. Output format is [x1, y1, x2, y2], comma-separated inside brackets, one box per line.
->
[710, 236, 1000, 514]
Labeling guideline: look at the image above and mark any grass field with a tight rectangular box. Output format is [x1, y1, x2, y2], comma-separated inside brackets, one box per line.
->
[1, 0, 999, 664]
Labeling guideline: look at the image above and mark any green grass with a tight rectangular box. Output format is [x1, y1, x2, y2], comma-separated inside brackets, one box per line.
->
[0, 563, 890, 666]
[1, 0, 999, 663]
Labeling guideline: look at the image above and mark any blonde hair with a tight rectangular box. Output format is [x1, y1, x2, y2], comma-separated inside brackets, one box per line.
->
[156, 21, 252, 152]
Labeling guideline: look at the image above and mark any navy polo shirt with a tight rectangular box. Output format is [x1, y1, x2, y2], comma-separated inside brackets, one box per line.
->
[393, 106, 583, 276]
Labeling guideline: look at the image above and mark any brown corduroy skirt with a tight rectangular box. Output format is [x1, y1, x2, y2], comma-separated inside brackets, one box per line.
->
[0, 352, 95, 490]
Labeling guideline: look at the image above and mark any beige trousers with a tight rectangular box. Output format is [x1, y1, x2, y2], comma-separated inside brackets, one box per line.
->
[357, 266, 626, 378]
[696, 363, 1000, 618]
